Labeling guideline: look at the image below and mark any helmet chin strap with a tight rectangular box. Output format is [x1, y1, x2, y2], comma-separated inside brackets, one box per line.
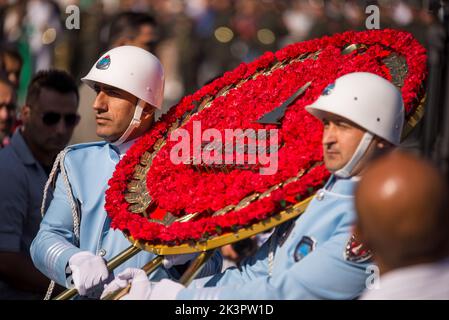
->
[334, 132, 373, 178]
[112, 99, 144, 146]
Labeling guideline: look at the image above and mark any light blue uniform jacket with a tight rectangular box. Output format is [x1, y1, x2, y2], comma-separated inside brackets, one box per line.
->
[177, 176, 373, 300]
[30, 142, 221, 288]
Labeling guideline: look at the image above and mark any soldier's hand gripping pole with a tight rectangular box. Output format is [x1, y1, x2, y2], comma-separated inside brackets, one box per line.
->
[53, 245, 141, 300]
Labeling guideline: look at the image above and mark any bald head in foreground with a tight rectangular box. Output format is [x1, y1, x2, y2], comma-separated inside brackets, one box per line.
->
[356, 151, 449, 299]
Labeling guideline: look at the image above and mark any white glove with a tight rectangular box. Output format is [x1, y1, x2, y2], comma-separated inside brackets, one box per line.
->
[68, 251, 110, 296]
[101, 268, 184, 300]
[162, 253, 199, 269]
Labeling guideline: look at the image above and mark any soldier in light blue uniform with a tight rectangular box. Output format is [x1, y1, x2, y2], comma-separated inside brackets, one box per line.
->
[102, 72, 405, 300]
[30, 46, 221, 299]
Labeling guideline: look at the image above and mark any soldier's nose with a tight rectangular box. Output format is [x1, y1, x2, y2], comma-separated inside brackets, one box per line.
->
[93, 93, 108, 113]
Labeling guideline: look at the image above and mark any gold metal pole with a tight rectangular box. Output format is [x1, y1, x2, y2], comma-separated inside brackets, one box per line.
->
[179, 250, 215, 286]
[53, 245, 141, 300]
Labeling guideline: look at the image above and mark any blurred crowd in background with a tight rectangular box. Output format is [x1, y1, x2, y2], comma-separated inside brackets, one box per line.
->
[0, 0, 448, 274]
[0, 0, 445, 106]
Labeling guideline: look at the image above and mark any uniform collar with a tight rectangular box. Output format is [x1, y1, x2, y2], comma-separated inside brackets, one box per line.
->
[110, 137, 138, 159]
[10, 128, 38, 165]
[323, 174, 358, 196]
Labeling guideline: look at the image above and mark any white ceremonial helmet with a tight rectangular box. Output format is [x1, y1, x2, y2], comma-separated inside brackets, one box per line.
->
[82, 45, 165, 145]
[306, 72, 404, 178]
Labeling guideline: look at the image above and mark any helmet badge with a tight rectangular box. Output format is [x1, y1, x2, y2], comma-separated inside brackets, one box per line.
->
[322, 82, 335, 96]
[96, 55, 111, 70]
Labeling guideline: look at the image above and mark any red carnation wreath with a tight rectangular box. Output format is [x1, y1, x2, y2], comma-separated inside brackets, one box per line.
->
[105, 29, 427, 246]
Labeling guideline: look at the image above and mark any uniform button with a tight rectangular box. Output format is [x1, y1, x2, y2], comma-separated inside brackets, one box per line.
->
[316, 190, 325, 201]
[99, 249, 107, 257]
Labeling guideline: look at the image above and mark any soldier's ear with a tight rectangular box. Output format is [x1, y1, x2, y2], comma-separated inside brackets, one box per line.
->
[141, 103, 155, 121]
[375, 137, 393, 150]
[376, 141, 386, 149]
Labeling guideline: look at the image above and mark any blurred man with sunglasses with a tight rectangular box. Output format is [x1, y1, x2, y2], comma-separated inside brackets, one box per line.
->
[0, 69, 79, 299]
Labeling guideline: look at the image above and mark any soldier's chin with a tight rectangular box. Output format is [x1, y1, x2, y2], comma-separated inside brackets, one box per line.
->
[324, 161, 344, 174]
[103, 134, 121, 143]
[96, 129, 116, 142]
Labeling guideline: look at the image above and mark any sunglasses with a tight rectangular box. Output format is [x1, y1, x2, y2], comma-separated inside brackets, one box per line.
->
[41, 112, 80, 127]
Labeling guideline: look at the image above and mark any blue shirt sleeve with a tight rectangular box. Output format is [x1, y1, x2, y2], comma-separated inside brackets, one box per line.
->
[207, 235, 272, 286]
[30, 156, 83, 287]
